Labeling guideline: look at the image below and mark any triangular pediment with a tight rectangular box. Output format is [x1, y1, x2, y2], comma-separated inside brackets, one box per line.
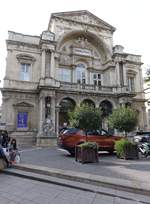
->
[13, 102, 33, 107]
[51, 10, 115, 31]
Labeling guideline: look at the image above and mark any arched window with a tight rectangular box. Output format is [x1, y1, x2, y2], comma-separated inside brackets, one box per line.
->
[76, 63, 86, 84]
[59, 98, 76, 127]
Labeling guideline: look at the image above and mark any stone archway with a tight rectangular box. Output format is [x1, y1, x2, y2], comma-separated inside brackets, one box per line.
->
[100, 100, 113, 131]
[100, 100, 113, 117]
[59, 97, 76, 127]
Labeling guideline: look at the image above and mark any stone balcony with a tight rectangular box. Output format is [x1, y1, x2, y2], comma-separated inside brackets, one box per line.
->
[59, 81, 131, 95]
[3, 79, 136, 96]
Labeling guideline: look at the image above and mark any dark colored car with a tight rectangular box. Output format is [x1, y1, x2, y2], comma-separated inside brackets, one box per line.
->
[133, 131, 150, 143]
[58, 128, 123, 155]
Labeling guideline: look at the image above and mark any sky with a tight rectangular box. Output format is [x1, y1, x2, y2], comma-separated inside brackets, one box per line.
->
[0, 0, 150, 103]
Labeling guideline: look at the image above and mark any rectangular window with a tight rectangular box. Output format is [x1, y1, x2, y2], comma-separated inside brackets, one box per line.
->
[128, 77, 135, 92]
[57, 68, 71, 82]
[20, 63, 30, 81]
[17, 112, 28, 128]
[92, 73, 101, 87]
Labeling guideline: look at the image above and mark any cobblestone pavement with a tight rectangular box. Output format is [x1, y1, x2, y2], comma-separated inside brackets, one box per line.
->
[0, 173, 148, 204]
[19, 147, 150, 183]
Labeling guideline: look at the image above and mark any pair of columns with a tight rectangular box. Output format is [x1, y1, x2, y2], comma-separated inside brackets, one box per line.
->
[41, 49, 55, 79]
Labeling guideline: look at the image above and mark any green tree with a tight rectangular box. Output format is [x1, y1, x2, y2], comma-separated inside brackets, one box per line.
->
[108, 106, 138, 136]
[69, 105, 102, 140]
[144, 65, 150, 82]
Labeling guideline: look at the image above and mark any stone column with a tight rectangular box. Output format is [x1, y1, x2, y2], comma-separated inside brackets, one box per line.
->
[38, 96, 45, 135]
[55, 105, 60, 137]
[50, 51, 55, 78]
[116, 62, 120, 86]
[51, 97, 56, 136]
[41, 50, 46, 78]
[123, 63, 127, 87]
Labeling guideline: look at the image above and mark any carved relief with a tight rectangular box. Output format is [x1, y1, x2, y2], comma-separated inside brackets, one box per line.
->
[60, 54, 71, 65]
[72, 37, 91, 49]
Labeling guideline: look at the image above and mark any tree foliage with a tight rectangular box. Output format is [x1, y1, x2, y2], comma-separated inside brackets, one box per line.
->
[144, 65, 150, 82]
[108, 106, 138, 134]
[68, 105, 102, 132]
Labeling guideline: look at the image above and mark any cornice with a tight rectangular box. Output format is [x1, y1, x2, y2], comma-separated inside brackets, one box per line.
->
[6, 40, 40, 49]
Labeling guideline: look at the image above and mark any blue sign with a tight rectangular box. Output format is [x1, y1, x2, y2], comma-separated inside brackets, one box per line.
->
[17, 112, 28, 128]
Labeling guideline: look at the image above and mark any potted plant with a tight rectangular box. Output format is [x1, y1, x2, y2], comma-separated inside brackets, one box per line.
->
[115, 139, 139, 159]
[108, 107, 139, 159]
[75, 142, 99, 163]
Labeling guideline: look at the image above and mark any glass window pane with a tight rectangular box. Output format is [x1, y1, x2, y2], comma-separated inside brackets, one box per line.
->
[20, 63, 30, 81]
[57, 68, 71, 82]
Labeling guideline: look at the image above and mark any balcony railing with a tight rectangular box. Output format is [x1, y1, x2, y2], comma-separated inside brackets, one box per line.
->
[60, 82, 129, 94]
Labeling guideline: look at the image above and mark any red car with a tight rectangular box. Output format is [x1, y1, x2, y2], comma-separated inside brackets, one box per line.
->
[58, 128, 123, 155]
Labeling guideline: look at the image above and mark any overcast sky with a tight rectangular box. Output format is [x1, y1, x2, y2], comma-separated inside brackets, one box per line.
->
[0, 0, 150, 103]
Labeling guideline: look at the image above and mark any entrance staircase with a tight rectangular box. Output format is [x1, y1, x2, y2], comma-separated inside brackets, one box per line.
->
[9, 131, 37, 147]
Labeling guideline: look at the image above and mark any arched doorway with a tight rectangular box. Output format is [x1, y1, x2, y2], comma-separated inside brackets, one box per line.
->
[100, 100, 113, 132]
[100, 100, 113, 117]
[81, 99, 95, 107]
[59, 98, 76, 127]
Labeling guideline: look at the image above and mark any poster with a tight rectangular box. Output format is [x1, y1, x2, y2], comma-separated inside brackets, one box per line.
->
[17, 112, 28, 128]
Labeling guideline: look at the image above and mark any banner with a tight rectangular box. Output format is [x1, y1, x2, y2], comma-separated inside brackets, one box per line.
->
[17, 112, 28, 128]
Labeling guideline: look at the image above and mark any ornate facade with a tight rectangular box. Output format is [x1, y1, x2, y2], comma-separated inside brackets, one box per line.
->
[1, 10, 146, 145]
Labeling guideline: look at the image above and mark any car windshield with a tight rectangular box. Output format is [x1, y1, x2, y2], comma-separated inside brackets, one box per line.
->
[62, 128, 79, 134]
[87, 129, 109, 136]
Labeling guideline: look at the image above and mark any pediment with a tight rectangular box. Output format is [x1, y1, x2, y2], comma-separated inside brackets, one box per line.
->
[13, 102, 33, 107]
[51, 10, 115, 31]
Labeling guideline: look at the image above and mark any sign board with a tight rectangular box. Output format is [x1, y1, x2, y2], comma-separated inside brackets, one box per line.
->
[17, 112, 28, 128]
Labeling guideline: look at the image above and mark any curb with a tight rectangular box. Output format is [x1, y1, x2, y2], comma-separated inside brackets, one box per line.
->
[9, 163, 150, 196]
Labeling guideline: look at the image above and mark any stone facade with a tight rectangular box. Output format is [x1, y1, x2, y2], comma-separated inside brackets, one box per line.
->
[1, 10, 146, 146]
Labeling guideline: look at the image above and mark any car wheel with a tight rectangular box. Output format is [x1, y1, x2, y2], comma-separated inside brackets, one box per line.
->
[68, 150, 75, 156]
[108, 150, 114, 155]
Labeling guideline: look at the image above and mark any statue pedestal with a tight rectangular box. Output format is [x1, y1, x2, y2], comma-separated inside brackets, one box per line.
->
[36, 133, 57, 147]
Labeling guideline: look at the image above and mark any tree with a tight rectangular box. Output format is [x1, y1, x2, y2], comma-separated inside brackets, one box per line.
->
[108, 106, 138, 136]
[69, 105, 102, 140]
[144, 64, 150, 82]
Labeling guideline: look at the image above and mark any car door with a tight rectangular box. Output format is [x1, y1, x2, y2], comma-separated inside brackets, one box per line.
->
[86, 130, 106, 149]
[101, 129, 115, 149]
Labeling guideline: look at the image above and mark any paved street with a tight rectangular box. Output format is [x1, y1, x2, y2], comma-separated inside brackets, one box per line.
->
[19, 147, 150, 183]
[0, 173, 148, 204]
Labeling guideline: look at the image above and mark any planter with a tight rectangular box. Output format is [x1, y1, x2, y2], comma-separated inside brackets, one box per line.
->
[123, 143, 139, 159]
[75, 144, 99, 164]
[115, 139, 139, 160]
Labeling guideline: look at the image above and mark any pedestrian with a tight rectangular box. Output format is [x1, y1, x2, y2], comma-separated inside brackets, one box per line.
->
[1, 130, 10, 148]
[0, 143, 10, 167]
[9, 138, 18, 163]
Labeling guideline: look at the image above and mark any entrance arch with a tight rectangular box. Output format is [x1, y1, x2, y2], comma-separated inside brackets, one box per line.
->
[59, 98, 76, 127]
[100, 100, 113, 117]
[100, 100, 113, 132]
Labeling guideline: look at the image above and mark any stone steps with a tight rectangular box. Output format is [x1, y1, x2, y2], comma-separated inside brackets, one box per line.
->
[9, 131, 37, 147]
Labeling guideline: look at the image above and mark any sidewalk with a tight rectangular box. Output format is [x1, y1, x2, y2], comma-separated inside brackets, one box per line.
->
[18, 147, 150, 183]
[3, 147, 150, 198]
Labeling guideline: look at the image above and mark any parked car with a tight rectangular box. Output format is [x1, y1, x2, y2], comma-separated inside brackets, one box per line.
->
[58, 128, 123, 155]
[133, 131, 150, 143]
